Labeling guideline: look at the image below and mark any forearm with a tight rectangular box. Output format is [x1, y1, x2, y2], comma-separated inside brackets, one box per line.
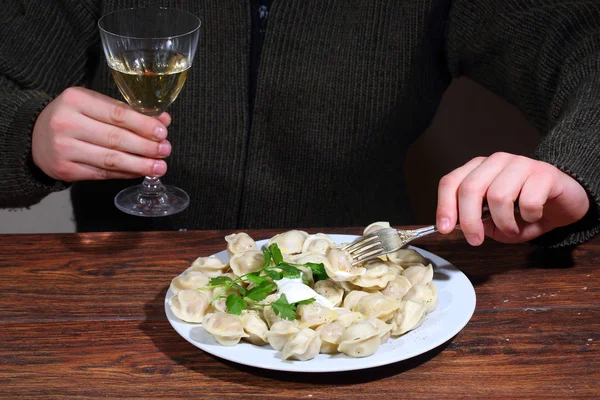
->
[0, 88, 68, 208]
[446, 0, 600, 246]
[0, 0, 98, 208]
[529, 71, 600, 247]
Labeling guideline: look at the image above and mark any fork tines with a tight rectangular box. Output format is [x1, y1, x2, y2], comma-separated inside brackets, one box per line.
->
[341, 232, 386, 263]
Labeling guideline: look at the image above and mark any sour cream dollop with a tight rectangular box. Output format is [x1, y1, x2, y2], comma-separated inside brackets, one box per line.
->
[275, 277, 335, 309]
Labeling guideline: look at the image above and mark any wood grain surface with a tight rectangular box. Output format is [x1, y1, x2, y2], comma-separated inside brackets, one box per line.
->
[0, 228, 598, 399]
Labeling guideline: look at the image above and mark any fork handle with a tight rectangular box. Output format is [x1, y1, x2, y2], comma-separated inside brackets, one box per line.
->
[410, 202, 519, 239]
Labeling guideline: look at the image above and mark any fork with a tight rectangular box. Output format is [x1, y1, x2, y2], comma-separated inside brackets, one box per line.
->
[342, 203, 511, 264]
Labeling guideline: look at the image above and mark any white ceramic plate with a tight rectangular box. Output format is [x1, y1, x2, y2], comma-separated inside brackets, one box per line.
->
[165, 234, 476, 373]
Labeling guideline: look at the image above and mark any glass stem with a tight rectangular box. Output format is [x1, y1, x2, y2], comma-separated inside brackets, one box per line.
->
[137, 176, 168, 205]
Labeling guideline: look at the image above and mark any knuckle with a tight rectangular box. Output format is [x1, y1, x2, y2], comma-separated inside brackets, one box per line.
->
[459, 179, 483, 196]
[111, 102, 129, 123]
[107, 128, 123, 149]
[518, 198, 542, 214]
[103, 152, 119, 169]
[147, 161, 157, 176]
[152, 142, 162, 157]
[513, 155, 529, 164]
[51, 161, 71, 180]
[512, 155, 534, 170]
[52, 136, 70, 154]
[98, 168, 111, 180]
[487, 190, 511, 205]
[60, 87, 82, 105]
[438, 174, 457, 189]
[531, 161, 551, 176]
[489, 151, 510, 160]
[48, 114, 70, 132]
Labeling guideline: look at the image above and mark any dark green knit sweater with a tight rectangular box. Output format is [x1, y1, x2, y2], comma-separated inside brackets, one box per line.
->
[1, 1, 599, 247]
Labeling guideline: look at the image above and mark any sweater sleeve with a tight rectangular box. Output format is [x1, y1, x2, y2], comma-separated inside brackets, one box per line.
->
[446, 0, 600, 247]
[0, 1, 98, 208]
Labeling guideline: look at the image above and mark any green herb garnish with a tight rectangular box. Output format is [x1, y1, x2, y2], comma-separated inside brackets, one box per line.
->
[271, 294, 316, 320]
[200, 243, 321, 316]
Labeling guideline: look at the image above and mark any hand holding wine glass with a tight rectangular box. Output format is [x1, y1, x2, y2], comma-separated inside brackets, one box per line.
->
[32, 87, 172, 182]
[98, 7, 201, 216]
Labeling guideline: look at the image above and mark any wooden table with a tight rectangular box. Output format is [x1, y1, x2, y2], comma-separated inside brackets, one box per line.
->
[0, 228, 598, 398]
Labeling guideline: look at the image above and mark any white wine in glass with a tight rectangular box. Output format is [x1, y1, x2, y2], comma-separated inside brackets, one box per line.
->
[108, 50, 190, 116]
[98, 8, 201, 217]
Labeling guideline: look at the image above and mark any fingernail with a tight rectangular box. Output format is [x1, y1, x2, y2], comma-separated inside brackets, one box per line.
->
[158, 141, 171, 157]
[153, 161, 167, 176]
[466, 234, 481, 246]
[153, 125, 167, 140]
[438, 218, 450, 232]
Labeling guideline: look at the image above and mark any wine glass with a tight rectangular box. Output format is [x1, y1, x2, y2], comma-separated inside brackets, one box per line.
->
[98, 8, 201, 217]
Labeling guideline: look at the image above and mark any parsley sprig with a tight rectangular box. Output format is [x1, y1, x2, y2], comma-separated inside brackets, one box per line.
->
[271, 295, 315, 320]
[199, 243, 327, 319]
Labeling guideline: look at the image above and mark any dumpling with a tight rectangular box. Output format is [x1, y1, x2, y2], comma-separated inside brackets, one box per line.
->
[402, 264, 434, 286]
[225, 232, 259, 258]
[229, 250, 264, 277]
[363, 317, 393, 344]
[185, 256, 229, 278]
[282, 253, 304, 264]
[333, 309, 364, 328]
[387, 248, 428, 266]
[240, 310, 269, 346]
[380, 275, 413, 301]
[363, 221, 391, 235]
[386, 264, 405, 278]
[338, 280, 363, 293]
[170, 270, 210, 295]
[342, 290, 371, 310]
[263, 304, 284, 328]
[297, 302, 337, 329]
[296, 265, 314, 286]
[313, 279, 344, 307]
[350, 259, 395, 289]
[353, 293, 401, 322]
[262, 293, 280, 305]
[404, 283, 438, 313]
[168, 289, 211, 323]
[390, 300, 427, 336]
[268, 230, 309, 254]
[337, 321, 380, 358]
[210, 297, 227, 313]
[281, 328, 322, 361]
[315, 322, 345, 354]
[301, 233, 337, 255]
[266, 320, 300, 351]
[202, 312, 249, 346]
[325, 248, 366, 282]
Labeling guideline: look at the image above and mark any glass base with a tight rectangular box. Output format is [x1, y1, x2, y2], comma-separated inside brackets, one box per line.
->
[114, 182, 189, 217]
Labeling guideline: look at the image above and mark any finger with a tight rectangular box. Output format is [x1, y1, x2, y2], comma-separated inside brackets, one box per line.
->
[71, 88, 168, 141]
[486, 161, 531, 237]
[482, 216, 547, 243]
[67, 139, 168, 177]
[518, 172, 554, 223]
[157, 112, 172, 127]
[458, 153, 512, 245]
[436, 157, 486, 233]
[70, 162, 141, 181]
[72, 113, 171, 159]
